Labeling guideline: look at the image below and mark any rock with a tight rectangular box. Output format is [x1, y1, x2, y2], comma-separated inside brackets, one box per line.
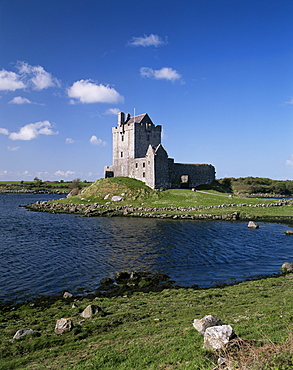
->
[193, 315, 223, 335]
[115, 271, 131, 282]
[63, 291, 73, 299]
[54, 318, 73, 334]
[80, 304, 101, 318]
[285, 230, 293, 235]
[281, 262, 293, 274]
[104, 194, 110, 200]
[12, 328, 34, 341]
[248, 221, 259, 229]
[111, 195, 122, 202]
[100, 277, 114, 285]
[203, 325, 235, 350]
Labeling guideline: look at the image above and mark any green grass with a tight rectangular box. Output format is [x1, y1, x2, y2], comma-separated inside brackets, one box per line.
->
[1, 276, 293, 369]
[54, 178, 293, 223]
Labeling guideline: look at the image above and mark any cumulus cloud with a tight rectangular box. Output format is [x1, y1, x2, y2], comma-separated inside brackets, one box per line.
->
[140, 67, 182, 82]
[7, 146, 20, 151]
[129, 34, 166, 47]
[90, 135, 107, 146]
[16, 61, 60, 90]
[67, 79, 124, 104]
[9, 96, 33, 104]
[54, 170, 76, 177]
[284, 98, 293, 105]
[0, 128, 9, 135]
[66, 138, 75, 144]
[0, 62, 60, 93]
[285, 155, 293, 166]
[104, 108, 120, 115]
[0, 70, 26, 91]
[9, 121, 58, 140]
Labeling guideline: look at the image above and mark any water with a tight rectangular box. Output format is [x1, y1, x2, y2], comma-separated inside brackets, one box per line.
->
[1, 193, 292, 304]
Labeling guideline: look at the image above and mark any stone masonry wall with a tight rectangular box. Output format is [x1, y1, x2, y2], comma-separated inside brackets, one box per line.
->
[169, 163, 215, 188]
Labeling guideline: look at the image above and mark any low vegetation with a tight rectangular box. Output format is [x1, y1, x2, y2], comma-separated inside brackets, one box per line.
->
[217, 177, 293, 196]
[0, 179, 92, 193]
[1, 275, 293, 369]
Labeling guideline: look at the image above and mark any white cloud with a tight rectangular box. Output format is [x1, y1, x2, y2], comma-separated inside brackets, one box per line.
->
[140, 67, 182, 82]
[9, 96, 32, 104]
[284, 98, 293, 105]
[66, 138, 75, 144]
[129, 34, 166, 47]
[7, 146, 20, 151]
[0, 128, 9, 135]
[104, 108, 120, 115]
[90, 135, 107, 146]
[0, 69, 26, 91]
[0, 62, 60, 92]
[285, 155, 293, 166]
[54, 170, 76, 177]
[16, 61, 60, 90]
[9, 120, 58, 141]
[67, 79, 124, 104]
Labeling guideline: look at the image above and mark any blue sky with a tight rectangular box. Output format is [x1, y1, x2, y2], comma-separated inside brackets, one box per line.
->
[0, 0, 292, 181]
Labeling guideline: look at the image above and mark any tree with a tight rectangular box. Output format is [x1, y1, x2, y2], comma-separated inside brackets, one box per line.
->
[68, 178, 82, 190]
[33, 177, 42, 187]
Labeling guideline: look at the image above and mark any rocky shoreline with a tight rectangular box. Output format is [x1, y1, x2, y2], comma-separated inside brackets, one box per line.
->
[24, 198, 293, 221]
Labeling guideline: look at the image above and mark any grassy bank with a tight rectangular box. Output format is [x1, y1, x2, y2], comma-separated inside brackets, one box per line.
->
[1, 275, 293, 369]
[37, 177, 293, 224]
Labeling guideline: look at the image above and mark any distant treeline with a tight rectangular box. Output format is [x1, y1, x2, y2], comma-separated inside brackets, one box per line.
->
[217, 177, 293, 196]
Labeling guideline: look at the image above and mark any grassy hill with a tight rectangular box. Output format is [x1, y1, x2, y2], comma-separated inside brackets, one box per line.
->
[76, 177, 155, 202]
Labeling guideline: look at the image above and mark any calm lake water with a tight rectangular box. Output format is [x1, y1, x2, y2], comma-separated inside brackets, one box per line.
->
[1, 193, 292, 304]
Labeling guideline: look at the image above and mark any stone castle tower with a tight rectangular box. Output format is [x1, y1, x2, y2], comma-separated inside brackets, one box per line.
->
[105, 112, 215, 189]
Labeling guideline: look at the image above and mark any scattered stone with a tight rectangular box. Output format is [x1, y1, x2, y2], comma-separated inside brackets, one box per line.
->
[80, 304, 102, 318]
[63, 291, 73, 299]
[285, 229, 293, 235]
[100, 277, 114, 285]
[12, 328, 34, 341]
[104, 194, 110, 200]
[193, 315, 223, 335]
[111, 195, 122, 202]
[203, 325, 235, 350]
[281, 262, 293, 274]
[72, 303, 78, 308]
[54, 318, 73, 335]
[248, 221, 259, 229]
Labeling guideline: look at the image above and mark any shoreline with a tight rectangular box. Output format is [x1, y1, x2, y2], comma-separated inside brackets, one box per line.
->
[0, 270, 283, 310]
[24, 198, 293, 224]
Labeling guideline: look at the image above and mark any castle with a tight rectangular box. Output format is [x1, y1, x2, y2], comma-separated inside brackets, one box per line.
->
[104, 112, 215, 189]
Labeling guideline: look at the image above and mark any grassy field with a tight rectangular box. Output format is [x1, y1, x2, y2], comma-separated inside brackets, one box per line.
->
[1, 275, 293, 369]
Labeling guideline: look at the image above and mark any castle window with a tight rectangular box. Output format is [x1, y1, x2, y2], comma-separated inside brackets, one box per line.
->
[143, 162, 145, 168]
[121, 135, 124, 141]
[121, 152, 123, 158]
[135, 163, 138, 168]
[143, 172, 145, 177]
